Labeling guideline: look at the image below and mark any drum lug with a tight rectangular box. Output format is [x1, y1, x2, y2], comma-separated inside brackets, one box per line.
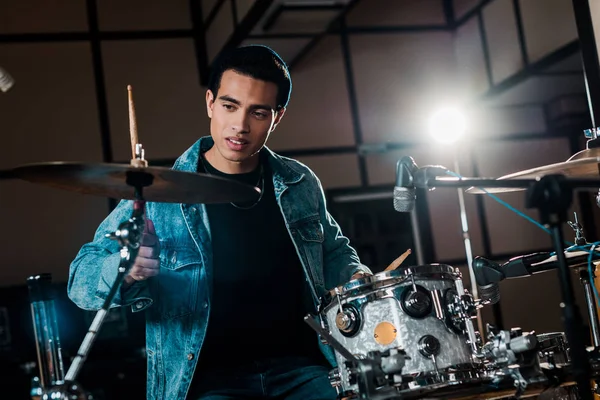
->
[328, 367, 342, 390]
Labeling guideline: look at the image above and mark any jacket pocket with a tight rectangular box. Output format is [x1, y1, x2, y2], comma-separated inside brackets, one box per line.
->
[293, 217, 324, 243]
[156, 243, 200, 319]
[291, 217, 325, 289]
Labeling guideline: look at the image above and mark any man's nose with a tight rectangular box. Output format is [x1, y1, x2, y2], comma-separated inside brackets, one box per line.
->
[230, 111, 250, 133]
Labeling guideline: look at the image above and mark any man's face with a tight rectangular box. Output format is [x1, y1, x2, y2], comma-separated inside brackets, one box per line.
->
[205, 69, 285, 171]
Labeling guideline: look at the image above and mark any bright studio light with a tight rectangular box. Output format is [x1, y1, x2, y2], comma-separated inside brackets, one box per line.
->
[428, 107, 467, 144]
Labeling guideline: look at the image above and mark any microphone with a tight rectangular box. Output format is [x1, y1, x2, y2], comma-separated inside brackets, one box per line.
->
[393, 156, 418, 212]
[393, 156, 449, 212]
[0, 66, 15, 93]
[473, 257, 502, 304]
[473, 252, 557, 304]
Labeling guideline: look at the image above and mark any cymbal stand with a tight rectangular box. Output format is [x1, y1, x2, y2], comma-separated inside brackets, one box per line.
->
[45, 170, 153, 397]
[579, 269, 600, 350]
[525, 174, 593, 400]
[565, 213, 600, 351]
[428, 174, 600, 400]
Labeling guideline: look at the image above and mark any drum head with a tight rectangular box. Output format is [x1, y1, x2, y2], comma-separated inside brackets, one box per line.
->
[320, 264, 459, 310]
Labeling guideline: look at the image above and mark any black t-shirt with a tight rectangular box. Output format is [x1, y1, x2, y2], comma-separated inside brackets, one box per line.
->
[193, 148, 326, 373]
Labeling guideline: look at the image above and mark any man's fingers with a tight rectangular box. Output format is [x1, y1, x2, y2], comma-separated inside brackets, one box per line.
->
[140, 232, 159, 247]
[145, 219, 156, 235]
[129, 264, 159, 281]
[138, 246, 159, 259]
[133, 256, 160, 269]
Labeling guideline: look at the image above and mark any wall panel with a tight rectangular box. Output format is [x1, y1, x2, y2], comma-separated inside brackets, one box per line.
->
[268, 37, 356, 151]
[483, 0, 524, 83]
[520, 0, 577, 63]
[347, 0, 446, 26]
[0, 42, 107, 286]
[0, 1, 87, 34]
[206, 1, 235, 62]
[97, 0, 192, 31]
[240, 38, 311, 65]
[454, 0, 482, 19]
[102, 39, 209, 162]
[470, 105, 547, 137]
[236, 0, 256, 23]
[350, 32, 458, 145]
[294, 154, 362, 189]
[454, 16, 490, 97]
[202, 0, 222, 22]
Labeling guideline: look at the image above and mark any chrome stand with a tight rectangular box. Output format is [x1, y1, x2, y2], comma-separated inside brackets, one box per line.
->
[27, 274, 65, 395]
[452, 149, 485, 337]
[43, 171, 151, 399]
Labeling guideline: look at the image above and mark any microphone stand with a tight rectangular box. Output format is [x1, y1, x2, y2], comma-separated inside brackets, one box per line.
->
[451, 149, 485, 337]
[428, 173, 597, 400]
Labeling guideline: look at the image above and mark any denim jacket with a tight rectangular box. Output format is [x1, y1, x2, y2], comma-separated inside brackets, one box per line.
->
[68, 137, 371, 400]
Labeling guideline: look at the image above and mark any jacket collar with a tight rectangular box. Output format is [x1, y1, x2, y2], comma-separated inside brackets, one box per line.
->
[172, 136, 304, 185]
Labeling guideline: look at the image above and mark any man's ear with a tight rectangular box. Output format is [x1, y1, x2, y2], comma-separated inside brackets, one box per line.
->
[206, 89, 215, 118]
[271, 107, 286, 131]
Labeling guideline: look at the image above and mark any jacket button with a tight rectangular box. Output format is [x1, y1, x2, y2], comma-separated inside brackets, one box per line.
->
[187, 353, 194, 361]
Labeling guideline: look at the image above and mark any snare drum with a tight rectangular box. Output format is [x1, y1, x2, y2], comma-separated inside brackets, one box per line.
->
[321, 264, 479, 394]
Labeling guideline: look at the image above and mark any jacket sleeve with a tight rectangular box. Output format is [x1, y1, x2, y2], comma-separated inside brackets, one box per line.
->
[67, 200, 153, 312]
[313, 174, 372, 289]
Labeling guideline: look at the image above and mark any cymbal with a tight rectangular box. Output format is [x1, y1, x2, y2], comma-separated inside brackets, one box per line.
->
[0, 169, 15, 180]
[9, 162, 261, 204]
[467, 148, 600, 194]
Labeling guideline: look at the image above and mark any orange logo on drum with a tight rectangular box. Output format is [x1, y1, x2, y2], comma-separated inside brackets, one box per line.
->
[374, 321, 397, 345]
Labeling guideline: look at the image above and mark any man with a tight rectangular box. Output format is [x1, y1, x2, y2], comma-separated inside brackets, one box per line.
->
[68, 45, 371, 400]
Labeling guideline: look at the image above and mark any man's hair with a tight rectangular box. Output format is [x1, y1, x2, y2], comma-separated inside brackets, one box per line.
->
[208, 45, 292, 110]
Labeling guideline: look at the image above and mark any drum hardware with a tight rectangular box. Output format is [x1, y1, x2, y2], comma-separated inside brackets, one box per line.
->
[37, 172, 149, 399]
[579, 269, 600, 349]
[452, 277, 480, 355]
[314, 266, 488, 399]
[335, 304, 361, 336]
[304, 314, 359, 364]
[430, 289, 444, 320]
[537, 332, 570, 369]
[27, 274, 66, 395]
[567, 212, 587, 246]
[345, 349, 409, 400]
[480, 328, 538, 366]
[322, 166, 600, 399]
[401, 285, 432, 319]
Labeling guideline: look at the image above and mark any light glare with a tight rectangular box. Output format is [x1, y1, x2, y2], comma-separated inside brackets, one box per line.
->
[428, 107, 467, 144]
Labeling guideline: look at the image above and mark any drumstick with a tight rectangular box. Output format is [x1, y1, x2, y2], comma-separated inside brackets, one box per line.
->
[384, 249, 412, 272]
[128, 85, 138, 160]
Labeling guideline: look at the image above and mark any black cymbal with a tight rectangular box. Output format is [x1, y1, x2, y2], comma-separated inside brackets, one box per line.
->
[9, 162, 260, 204]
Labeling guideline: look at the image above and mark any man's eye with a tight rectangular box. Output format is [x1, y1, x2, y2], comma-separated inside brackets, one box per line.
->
[223, 104, 235, 110]
[253, 111, 268, 119]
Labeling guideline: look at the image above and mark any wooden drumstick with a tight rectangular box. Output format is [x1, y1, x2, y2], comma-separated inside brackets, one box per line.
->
[127, 85, 138, 159]
[384, 249, 412, 272]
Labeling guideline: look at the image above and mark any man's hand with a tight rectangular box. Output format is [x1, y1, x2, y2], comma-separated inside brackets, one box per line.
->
[123, 219, 160, 288]
[350, 271, 372, 280]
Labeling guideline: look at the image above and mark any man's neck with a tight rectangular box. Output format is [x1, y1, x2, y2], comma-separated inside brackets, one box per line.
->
[204, 147, 260, 174]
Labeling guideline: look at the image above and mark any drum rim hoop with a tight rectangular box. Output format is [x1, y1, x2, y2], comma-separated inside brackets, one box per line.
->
[322, 264, 460, 307]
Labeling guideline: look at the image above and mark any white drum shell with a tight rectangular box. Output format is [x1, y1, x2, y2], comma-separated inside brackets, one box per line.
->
[322, 266, 475, 391]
